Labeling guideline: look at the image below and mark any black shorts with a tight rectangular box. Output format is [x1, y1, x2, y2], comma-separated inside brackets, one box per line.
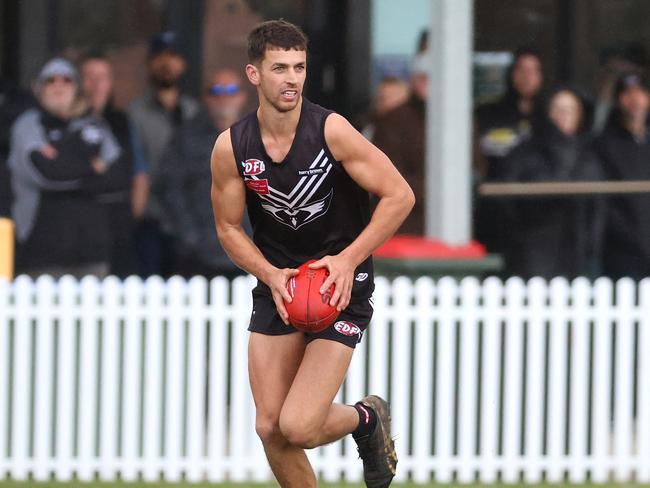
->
[248, 290, 373, 348]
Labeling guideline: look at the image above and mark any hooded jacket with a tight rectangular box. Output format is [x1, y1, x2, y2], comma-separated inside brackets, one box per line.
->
[500, 87, 603, 279]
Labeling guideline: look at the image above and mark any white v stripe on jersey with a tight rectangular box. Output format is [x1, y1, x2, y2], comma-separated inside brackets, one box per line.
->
[295, 163, 332, 207]
[287, 158, 329, 207]
[252, 149, 325, 201]
[253, 159, 332, 210]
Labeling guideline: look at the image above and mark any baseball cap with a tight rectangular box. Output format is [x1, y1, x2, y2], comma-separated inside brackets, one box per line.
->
[36, 58, 78, 85]
[149, 31, 180, 57]
[615, 72, 649, 98]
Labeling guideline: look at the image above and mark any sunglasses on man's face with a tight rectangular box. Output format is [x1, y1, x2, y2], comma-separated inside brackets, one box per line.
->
[208, 83, 241, 96]
[44, 75, 74, 85]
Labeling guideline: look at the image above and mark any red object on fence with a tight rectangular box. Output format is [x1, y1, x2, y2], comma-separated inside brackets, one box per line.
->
[374, 235, 486, 260]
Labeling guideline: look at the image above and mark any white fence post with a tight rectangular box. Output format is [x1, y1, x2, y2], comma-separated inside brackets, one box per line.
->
[502, 278, 525, 483]
[412, 277, 436, 484]
[547, 278, 570, 483]
[592, 278, 614, 482]
[638, 279, 650, 482]
[613, 279, 636, 482]
[55, 276, 78, 481]
[481, 277, 502, 483]
[121, 277, 143, 481]
[78, 276, 100, 481]
[434, 277, 457, 483]
[164, 276, 186, 482]
[569, 278, 591, 482]
[33, 276, 56, 481]
[186, 277, 208, 483]
[207, 277, 229, 483]
[523, 278, 547, 484]
[390, 277, 413, 483]
[99, 276, 122, 480]
[11, 276, 33, 480]
[0, 278, 10, 479]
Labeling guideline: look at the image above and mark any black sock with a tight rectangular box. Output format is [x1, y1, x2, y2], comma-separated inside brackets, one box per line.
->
[352, 402, 377, 439]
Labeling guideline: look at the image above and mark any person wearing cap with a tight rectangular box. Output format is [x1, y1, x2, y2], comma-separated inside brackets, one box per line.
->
[595, 72, 650, 280]
[8, 57, 121, 278]
[156, 68, 250, 278]
[371, 50, 429, 235]
[128, 31, 200, 277]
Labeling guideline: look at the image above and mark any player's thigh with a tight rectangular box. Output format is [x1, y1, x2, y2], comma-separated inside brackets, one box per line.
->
[248, 332, 306, 430]
[280, 338, 354, 428]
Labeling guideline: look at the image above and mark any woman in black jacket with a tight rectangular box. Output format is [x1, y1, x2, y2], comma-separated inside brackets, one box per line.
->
[501, 86, 603, 279]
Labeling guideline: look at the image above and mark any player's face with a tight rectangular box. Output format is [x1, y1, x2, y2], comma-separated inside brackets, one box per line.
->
[250, 48, 306, 113]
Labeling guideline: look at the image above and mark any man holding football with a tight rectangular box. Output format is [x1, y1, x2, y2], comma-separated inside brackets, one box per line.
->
[211, 19, 414, 488]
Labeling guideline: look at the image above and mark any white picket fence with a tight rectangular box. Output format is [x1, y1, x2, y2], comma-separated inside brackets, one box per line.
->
[0, 274, 649, 484]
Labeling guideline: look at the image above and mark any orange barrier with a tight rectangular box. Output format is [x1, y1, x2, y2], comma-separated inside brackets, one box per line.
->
[0, 218, 15, 280]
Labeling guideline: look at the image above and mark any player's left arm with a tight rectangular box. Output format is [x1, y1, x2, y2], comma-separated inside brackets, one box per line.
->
[310, 113, 415, 310]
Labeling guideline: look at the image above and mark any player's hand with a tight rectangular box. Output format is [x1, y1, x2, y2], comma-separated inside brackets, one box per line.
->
[268, 266, 299, 325]
[309, 254, 354, 312]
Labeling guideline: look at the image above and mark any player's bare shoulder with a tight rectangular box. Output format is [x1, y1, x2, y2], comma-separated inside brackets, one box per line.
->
[323, 113, 356, 159]
[324, 111, 378, 165]
[211, 128, 238, 179]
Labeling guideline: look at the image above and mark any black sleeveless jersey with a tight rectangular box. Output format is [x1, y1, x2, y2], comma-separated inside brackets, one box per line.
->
[229, 98, 374, 300]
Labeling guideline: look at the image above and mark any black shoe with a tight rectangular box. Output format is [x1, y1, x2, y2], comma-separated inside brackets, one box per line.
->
[354, 395, 397, 488]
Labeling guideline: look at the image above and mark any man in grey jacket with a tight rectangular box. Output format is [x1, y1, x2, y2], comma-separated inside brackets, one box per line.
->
[128, 31, 200, 276]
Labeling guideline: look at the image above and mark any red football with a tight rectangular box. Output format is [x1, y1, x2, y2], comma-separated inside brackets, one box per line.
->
[285, 260, 340, 332]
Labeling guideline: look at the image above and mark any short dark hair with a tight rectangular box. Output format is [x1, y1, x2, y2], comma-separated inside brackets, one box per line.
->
[79, 50, 110, 67]
[247, 20, 308, 64]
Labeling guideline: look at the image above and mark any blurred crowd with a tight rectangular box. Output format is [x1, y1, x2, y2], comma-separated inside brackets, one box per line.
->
[0, 32, 249, 280]
[1, 31, 650, 281]
[369, 37, 650, 281]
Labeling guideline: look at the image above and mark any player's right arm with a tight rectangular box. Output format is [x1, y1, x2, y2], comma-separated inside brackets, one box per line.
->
[210, 130, 298, 324]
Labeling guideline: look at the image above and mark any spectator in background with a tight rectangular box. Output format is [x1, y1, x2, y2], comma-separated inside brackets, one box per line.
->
[80, 53, 149, 278]
[475, 48, 544, 177]
[372, 50, 429, 235]
[156, 69, 250, 279]
[360, 76, 410, 140]
[473, 48, 544, 258]
[128, 32, 200, 277]
[9, 58, 121, 279]
[501, 87, 602, 279]
[592, 42, 648, 133]
[1, 78, 33, 217]
[595, 73, 650, 280]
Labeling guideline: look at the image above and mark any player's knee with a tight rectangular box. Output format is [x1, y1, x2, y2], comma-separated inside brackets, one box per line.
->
[278, 412, 321, 449]
[255, 415, 283, 445]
